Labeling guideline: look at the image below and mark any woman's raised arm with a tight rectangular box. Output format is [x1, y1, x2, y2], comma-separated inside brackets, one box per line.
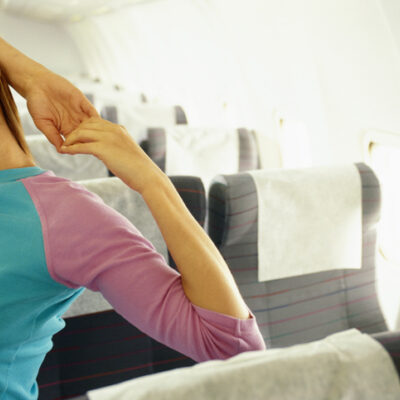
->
[60, 117, 251, 320]
[0, 36, 252, 321]
[0, 36, 42, 98]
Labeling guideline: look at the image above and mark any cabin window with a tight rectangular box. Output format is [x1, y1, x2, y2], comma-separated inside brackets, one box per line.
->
[366, 132, 400, 266]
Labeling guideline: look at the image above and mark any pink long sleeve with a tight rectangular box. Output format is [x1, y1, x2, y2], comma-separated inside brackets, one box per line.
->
[22, 171, 266, 362]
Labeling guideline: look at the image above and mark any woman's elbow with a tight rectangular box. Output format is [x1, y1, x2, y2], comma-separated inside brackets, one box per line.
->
[194, 318, 266, 362]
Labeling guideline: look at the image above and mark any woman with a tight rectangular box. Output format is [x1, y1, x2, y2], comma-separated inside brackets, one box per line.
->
[0, 37, 265, 400]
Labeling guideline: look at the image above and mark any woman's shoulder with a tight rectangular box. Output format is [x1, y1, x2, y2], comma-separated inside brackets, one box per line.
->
[22, 170, 105, 207]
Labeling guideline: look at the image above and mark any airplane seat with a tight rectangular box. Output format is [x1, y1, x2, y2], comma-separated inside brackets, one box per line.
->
[70, 329, 400, 400]
[208, 162, 388, 349]
[144, 127, 261, 179]
[372, 330, 400, 376]
[140, 138, 149, 154]
[100, 105, 119, 124]
[174, 105, 188, 124]
[100, 104, 188, 126]
[26, 135, 110, 180]
[100, 104, 187, 144]
[36, 175, 203, 399]
[146, 127, 167, 170]
[238, 128, 260, 170]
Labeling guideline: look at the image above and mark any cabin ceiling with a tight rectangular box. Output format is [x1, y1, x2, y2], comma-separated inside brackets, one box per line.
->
[1, 0, 400, 59]
[0, 0, 153, 22]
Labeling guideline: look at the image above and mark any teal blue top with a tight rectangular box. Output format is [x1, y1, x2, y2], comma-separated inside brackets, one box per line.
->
[0, 167, 83, 400]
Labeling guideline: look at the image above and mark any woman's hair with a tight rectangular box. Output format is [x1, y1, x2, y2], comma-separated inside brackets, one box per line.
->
[0, 68, 31, 155]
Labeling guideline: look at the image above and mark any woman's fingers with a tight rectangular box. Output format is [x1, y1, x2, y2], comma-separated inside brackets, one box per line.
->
[63, 128, 102, 146]
[65, 117, 113, 134]
[62, 118, 122, 147]
[59, 118, 133, 170]
[60, 142, 100, 156]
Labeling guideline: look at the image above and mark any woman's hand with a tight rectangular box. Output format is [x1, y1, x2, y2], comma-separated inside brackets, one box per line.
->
[25, 69, 99, 150]
[60, 117, 165, 193]
[0, 37, 97, 148]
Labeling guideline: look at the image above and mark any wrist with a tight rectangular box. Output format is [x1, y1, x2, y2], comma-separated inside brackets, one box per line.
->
[0, 37, 47, 98]
[21, 65, 49, 98]
[140, 172, 172, 200]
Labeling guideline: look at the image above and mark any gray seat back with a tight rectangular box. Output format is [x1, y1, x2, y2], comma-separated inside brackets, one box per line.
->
[99, 104, 187, 145]
[238, 128, 260, 171]
[146, 127, 260, 174]
[101, 104, 187, 126]
[208, 163, 387, 348]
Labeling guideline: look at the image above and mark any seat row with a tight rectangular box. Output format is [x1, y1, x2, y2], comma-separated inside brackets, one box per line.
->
[20, 102, 187, 143]
[36, 163, 386, 399]
[25, 125, 260, 185]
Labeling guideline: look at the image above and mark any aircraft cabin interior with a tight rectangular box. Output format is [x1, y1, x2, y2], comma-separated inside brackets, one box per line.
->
[0, 0, 400, 399]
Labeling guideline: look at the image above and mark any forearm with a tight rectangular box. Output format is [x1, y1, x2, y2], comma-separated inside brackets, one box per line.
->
[59, 119, 251, 320]
[141, 174, 250, 320]
[0, 37, 46, 97]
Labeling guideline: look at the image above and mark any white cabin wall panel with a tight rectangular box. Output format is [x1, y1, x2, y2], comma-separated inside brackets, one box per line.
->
[300, 0, 400, 164]
[0, 12, 85, 76]
[378, 0, 400, 60]
[210, 0, 331, 167]
[211, 0, 400, 165]
[66, 21, 109, 80]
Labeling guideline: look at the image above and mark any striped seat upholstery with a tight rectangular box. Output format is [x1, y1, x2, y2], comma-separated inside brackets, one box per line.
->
[26, 136, 110, 181]
[208, 163, 387, 349]
[146, 127, 260, 173]
[37, 176, 204, 400]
